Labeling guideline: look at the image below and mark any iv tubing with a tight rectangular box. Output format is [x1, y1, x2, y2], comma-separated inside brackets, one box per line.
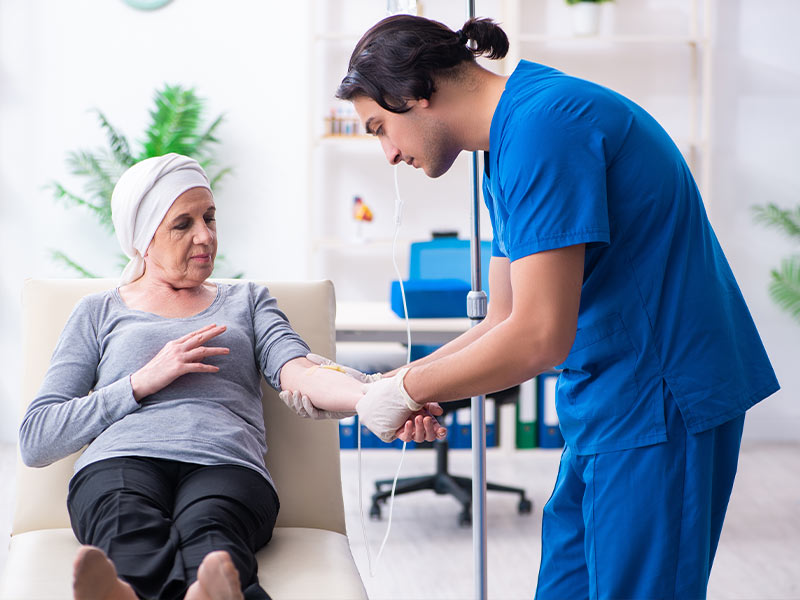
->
[357, 164, 412, 577]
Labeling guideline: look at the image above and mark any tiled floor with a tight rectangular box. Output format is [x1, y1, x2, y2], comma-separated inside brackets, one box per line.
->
[2, 442, 799, 599]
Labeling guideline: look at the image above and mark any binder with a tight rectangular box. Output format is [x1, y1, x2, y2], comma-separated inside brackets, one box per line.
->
[452, 406, 472, 449]
[485, 397, 497, 448]
[345, 418, 415, 450]
[537, 371, 565, 448]
[443, 412, 456, 444]
[516, 378, 538, 449]
[359, 423, 383, 448]
[338, 415, 358, 449]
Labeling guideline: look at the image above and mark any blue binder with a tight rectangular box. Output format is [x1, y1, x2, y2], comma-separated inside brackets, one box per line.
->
[446, 400, 496, 449]
[452, 406, 472, 449]
[352, 419, 415, 449]
[338, 415, 358, 449]
[537, 371, 565, 448]
[359, 423, 383, 448]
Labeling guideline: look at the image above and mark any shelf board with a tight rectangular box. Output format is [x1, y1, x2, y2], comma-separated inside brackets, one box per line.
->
[314, 134, 376, 148]
[319, 134, 372, 141]
[313, 237, 494, 251]
[516, 33, 708, 45]
[313, 238, 411, 250]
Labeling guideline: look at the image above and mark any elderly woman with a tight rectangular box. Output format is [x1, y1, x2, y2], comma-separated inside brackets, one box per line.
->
[19, 154, 442, 600]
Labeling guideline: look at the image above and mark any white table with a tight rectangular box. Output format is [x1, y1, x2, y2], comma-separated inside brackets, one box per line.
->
[335, 301, 471, 345]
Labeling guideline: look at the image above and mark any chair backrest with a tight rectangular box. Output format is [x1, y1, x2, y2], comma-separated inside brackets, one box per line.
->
[13, 278, 346, 536]
[409, 238, 491, 293]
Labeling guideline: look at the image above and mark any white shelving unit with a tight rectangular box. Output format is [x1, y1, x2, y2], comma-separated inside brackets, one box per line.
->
[306, 0, 496, 301]
[306, 0, 713, 297]
[501, 0, 714, 203]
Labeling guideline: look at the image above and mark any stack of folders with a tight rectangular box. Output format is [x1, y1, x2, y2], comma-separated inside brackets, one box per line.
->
[338, 376, 566, 450]
[516, 371, 565, 449]
[445, 398, 497, 449]
[337, 402, 498, 450]
[338, 416, 417, 450]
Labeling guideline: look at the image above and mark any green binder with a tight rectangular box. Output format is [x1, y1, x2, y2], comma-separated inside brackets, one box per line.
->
[516, 377, 538, 448]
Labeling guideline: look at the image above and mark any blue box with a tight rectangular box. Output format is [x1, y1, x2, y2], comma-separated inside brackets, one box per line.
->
[390, 278, 471, 318]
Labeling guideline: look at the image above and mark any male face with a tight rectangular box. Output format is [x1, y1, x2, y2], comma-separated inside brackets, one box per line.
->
[353, 96, 461, 178]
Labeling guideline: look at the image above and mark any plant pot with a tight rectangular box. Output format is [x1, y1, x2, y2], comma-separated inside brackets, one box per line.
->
[570, 2, 602, 36]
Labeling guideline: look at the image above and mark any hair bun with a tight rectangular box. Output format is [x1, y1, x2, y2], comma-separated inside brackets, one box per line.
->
[461, 17, 509, 60]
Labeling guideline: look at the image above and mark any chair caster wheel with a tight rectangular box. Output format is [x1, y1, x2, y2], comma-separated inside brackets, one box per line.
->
[370, 504, 382, 520]
[518, 498, 533, 514]
[458, 511, 472, 527]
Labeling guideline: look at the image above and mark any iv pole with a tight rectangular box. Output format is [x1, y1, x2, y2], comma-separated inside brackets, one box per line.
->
[465, 2, 488, 599]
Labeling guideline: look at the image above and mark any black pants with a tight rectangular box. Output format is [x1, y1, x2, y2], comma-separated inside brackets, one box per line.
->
[67, 457, 279, 600]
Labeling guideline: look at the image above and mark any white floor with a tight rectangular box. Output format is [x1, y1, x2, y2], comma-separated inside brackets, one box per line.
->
[2, 442, 799, 599]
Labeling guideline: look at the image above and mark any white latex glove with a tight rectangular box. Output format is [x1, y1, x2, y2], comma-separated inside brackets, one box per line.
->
[306, 353, 382, 384]
[278, 389, 356, 420]
[357, 368, 423, 442]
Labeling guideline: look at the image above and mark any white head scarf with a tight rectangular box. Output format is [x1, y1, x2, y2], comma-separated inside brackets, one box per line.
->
[111, 153, 211, 285]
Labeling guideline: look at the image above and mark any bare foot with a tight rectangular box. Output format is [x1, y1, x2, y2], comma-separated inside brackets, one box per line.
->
[73, 545, 137, 600]
[184, 551, 244, 600]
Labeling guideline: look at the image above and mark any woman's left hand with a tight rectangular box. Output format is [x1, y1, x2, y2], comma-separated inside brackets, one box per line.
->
[395, 403, 448, 443]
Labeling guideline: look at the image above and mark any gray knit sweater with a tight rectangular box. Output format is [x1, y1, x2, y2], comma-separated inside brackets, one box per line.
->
[19, 282, 310, 488]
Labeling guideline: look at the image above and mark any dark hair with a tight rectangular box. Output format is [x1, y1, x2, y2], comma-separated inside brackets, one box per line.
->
[336, 15, 509, 113]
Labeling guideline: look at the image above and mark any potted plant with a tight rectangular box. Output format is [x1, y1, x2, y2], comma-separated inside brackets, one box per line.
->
[565, 0, 614, 36]
[753, 203, 800, 324]
[49, 84, 241, 278]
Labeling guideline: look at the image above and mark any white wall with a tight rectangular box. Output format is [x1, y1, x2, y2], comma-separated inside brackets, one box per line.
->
[0, 0, 797, 443]
[0, 0, 311, 441]
[710, 0, 800, 440]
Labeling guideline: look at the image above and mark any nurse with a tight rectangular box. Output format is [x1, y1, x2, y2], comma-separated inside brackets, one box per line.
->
[335, 14, 780, 600]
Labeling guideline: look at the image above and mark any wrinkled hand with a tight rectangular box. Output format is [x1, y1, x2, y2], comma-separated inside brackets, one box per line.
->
[278, 389, 356, 420]
[357, 368, 447, 443]
[130, 324, 229, 402]
[306, 353, 382, 383]
[280, 387, 445, 441]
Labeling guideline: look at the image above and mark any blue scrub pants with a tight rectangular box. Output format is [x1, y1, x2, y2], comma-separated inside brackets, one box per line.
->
[535, 385, 745, 600]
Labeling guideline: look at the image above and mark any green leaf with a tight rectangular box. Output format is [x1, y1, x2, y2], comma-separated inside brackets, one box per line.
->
[752, 203, 800, 241]
[209, 167, 233, 190]
[141, 84, 206, 159]
[49, 250, 99, 278]
[768, 255, 800, 323]
[196, 113, 225, 150]
[212, 254, 245, 279]
[94, 109, 134, 167]
[66, 149, 131, 233]
[49, 181, 100, 212]
[50, 82, 237, 275]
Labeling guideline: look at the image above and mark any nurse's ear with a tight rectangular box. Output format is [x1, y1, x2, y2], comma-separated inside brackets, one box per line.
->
[406, 98, 431, 111]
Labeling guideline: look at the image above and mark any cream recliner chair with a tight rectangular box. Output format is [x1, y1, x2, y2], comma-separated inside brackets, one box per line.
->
[0, 279, 367, 600]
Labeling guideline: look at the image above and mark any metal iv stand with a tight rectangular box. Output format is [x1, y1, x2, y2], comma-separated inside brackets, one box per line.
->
[465, 2, 489, 599]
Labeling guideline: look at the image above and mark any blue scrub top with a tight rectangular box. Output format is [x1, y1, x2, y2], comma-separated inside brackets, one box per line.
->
[483, 61, 779, 455]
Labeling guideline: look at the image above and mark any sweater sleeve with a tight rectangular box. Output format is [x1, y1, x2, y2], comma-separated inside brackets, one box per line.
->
[250, 283, 311, 390]
[18, 297, 140, 468]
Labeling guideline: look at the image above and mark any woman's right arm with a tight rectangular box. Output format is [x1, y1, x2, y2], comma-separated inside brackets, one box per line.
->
[18, 299, 140, 468]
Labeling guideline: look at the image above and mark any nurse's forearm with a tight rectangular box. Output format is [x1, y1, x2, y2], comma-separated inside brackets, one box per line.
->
[384, 316, 501, 375]
[279, 357, 363, 412]
[403, 316, 559, 404]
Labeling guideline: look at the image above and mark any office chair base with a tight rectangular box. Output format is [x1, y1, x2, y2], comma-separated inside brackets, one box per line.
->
[369, 440, 533, 527]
